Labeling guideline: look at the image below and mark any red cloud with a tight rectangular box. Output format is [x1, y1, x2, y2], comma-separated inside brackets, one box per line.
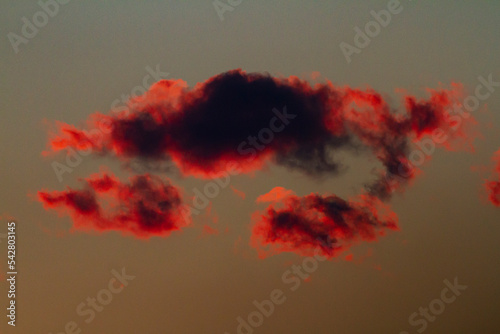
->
[38, 70, 479, 257]
[44, 70, 472, 186]
[251, 190, 398, 258]
[256, 187, 295, 203]
[38, 172, 189, 238]
[230, 185, 246, 199]
[485, 149, 500, 207]
[202, 225, 219, 236]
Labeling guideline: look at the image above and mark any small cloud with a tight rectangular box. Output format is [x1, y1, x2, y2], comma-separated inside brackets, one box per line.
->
[256, 186, 295, 203]
[202, 225, 219, 236]
[230, 185, 246, 200]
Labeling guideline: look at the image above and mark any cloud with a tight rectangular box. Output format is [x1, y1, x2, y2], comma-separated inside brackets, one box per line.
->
[38, 69, 477, 256]
[44, 69, 467, 183]
[485, 149, 500, 207]
[256, 187, 295, 203]
[251, 190, 398, 258]
[230, 185, 246, 199]
[202, 225, 219, 236]
[38, 172, 189, 238]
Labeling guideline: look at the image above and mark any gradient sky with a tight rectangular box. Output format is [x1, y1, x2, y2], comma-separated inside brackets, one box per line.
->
[1, 1, 500, 333]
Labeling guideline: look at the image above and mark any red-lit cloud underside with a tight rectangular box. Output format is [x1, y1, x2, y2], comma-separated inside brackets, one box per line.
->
[38, 69, 478, 257]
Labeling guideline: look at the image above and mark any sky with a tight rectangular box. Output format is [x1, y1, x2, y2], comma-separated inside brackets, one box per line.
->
[1, 1, 500, 333]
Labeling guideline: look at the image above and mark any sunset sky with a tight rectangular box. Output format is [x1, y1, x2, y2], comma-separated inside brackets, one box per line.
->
[1, 1, 500, 333]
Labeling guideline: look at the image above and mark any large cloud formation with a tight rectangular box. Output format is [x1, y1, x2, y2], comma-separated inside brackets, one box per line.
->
[39, 69, 474, 255]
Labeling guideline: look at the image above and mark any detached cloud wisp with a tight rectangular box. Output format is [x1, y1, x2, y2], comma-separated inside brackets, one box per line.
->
[485, 149, 500, 207]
